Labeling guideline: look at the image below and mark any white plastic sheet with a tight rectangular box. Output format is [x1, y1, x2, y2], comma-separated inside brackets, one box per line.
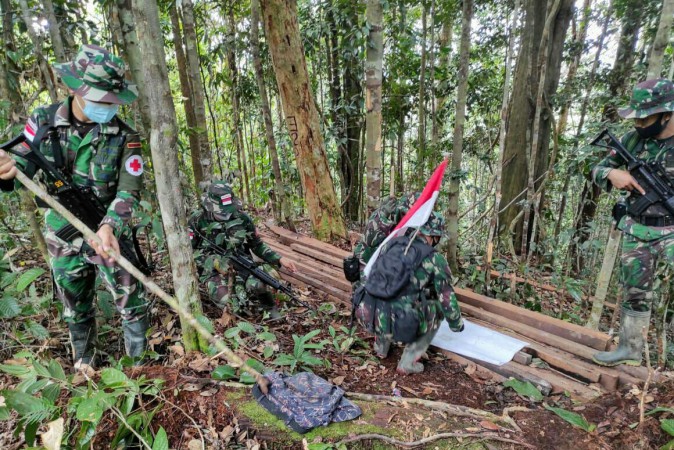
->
[431, 319, 529, 366]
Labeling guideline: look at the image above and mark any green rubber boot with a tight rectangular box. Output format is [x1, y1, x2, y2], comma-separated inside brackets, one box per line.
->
[593, 308, 650, 367]
[374, 333, 392, 359]
[123, 317, 149, 365]
[68, 318, 97, 370]
[397, 327, 439, 375]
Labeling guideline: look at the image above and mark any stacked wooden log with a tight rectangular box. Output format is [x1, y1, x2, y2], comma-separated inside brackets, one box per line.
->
[260, 223, 654, 401]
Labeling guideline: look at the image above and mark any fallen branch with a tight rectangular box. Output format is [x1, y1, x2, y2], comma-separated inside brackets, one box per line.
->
[346, 392, 519, 430]
[336, 432, 534, 448]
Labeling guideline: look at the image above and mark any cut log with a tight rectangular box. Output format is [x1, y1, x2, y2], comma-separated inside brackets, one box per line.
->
[290, 243, 344, 268]
[455, 288, 611, 351]
[277, 270, 349, 306]
[512, 351, 532, 366]
[440, 350, 506, 383]
[278, 268, 350, 303]
[265, 223, 351, 259]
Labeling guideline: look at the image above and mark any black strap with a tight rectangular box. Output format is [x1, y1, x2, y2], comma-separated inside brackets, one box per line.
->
[32, 103, 65, 172]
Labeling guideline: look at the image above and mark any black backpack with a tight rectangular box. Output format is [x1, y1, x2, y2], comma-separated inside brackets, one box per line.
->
[351, 235, 435, 343]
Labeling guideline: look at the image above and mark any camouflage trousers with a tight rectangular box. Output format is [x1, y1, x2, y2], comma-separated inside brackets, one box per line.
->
[621, 232, 674, 312]
[374, 307, 443, 358]
[205, 264, 279, 311]
[45, 216, 147, 324]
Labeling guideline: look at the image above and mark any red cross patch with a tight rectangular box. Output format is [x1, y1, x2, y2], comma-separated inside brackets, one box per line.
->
[125, 155, 144, 176]
[221, 194, 232, 205]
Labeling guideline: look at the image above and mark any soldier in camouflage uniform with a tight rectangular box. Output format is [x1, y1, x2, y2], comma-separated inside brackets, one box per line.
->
[353, 191, 421, 264]
[591, 78, 674, 366]
[190, 182, 297, 318]
[354, 212, 464, 374]
[0, 45, 147, 369]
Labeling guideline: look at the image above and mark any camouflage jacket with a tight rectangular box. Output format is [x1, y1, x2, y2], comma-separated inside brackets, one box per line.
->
[592, 130, 674, 240]
[9, 97, 143, 235]
[354, 192, 419, 263]
[191, 209, 282, 277]
[381, 236, 463, 334]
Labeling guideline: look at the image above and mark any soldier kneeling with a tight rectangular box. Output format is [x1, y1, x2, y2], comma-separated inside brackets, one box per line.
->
[190, 181, 297, 318]
[352, 212, 464, 374]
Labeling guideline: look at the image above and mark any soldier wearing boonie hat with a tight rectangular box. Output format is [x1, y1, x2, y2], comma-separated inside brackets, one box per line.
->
[190, 181, 298, 318]
[0, 44, 148, 371]
[591, 79, 674, 367]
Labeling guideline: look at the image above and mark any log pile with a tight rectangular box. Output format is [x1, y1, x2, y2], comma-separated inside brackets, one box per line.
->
[260, 223, 654, 401]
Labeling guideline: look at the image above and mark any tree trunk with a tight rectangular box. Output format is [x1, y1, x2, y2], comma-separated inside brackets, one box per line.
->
[260, 0, 346, 240]
[417, 1, 428, 177]
[343, 6, 363, 221]
[484, 0, 520, 295]
[43, 0, 67, 63]
[364, 0, 384, 215]
[433, 15, 453, 147]
[169, 4, 201, 192]
[181, 0, 212, 188]
[226, 6, 251, 205]
[18, 0, 58, 103]
[647, 0, 674, 79]
[250, 0, 294, 229]
[131, 0, 207, 352]
[445, 0, 473, 272]
[116, 0, 152, 133]
[497, 0, 573, 253]
[1, 0, 23, 125]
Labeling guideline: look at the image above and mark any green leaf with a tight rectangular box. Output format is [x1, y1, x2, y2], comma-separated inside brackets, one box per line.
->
[152, 426, 169, 450]
[0, 406, 10, 420]
[662, 419, 674, 437]
[661, 439, 674, 450]
[224, 327, 241, 339]
[544, 404, 595, 432]
[212, 365, 237, 380]
[503, 379, 544, 402]
[15, 268, 45, 292]
[648, 407, 674, 416]
[302, 329, 322, 342]
[76, 396, 104, 423]
[273, 354, 296, 366]
[25, 321, 49, 340]
[3, 390, 49, 416]
[237, 322, 256, 334]
[263, 346, 274, 358]
[47, 360, 66, 382]
[0, 363, 31, 378]
[259, 332, 276, 342]
[239, 372, 256, 384]
[300, 355, 324, 366]
[101, 368, 129, 387]
[195, 314, 214, 333]
[0, 297, 21, 318]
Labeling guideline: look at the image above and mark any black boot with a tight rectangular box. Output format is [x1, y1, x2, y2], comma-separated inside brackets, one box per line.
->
[68, 318, 97, 370]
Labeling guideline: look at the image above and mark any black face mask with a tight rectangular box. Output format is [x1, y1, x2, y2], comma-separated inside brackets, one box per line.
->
[635, 113, 671, 138]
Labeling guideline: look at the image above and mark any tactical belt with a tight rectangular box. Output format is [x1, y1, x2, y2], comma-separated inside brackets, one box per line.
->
[632, 215, 674, 227]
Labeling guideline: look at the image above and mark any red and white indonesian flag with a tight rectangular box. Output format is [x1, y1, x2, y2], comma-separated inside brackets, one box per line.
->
[363, 158, 448, 277]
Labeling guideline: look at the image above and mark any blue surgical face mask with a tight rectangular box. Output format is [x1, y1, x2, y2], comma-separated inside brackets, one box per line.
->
[77, 97, 119, 124]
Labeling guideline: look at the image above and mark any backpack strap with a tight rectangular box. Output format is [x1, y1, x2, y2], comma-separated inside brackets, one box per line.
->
[32, 103, 65, 171]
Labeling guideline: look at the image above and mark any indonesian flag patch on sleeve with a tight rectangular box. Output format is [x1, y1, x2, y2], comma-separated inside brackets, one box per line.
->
[221, 194, 232, 205]
[127, 141, 142, 149]
[125, 155, 144, 176]
[23, 117, 37, 142]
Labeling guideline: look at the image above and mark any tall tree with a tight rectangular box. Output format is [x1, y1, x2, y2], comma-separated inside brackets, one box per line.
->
[181, 0, 212, 188]
[115, 0, 152, 133]
[131, 0, 207, 352]
[18, 0, 58, 103]
[497, 0, 574, 253]
[43, 0, 67, 62]
[260, 0, 347, 240]
[647, 0, 674, 78]
[445, 0, 473, 271]
[250, 0, 294, 228]
[168, 3, 201, 184]
[364, 0, 384, 214]
[417, 1, 428, 177]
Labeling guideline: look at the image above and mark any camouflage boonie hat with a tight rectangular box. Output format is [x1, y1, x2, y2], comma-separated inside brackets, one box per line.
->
[619, 78, 674, 119]
[53, 44, 138, 105]
[419, 212, 445, 237]
[201, 181, 242, 220]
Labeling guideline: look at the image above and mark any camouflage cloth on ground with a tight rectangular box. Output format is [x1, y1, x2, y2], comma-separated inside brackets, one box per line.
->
[191, 181, 283, 311]
[15, 96, 146, 324]
[252, 371, 362, 434]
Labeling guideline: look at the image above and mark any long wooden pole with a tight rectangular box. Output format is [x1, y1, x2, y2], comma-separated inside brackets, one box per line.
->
[13, 169, 270, 393]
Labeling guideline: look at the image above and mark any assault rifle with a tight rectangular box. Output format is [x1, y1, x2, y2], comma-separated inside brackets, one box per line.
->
[591, 129, 674, 216]
[0, 133, 153, 275]
[191, 223, 313, 310]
